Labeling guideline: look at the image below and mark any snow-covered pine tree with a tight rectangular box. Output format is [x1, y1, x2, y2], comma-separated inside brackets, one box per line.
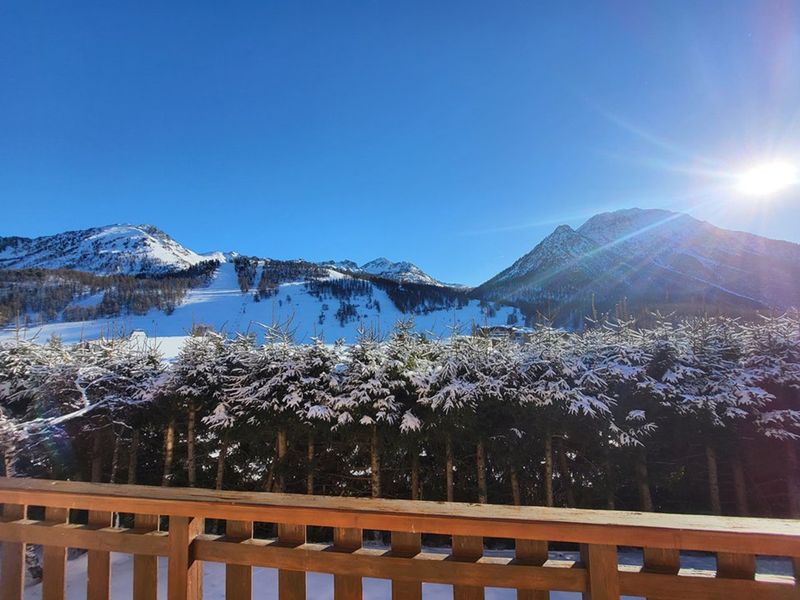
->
[168, 331, 229, 487]
[335, 328, 402, 498]
[384, 320, 431, 500]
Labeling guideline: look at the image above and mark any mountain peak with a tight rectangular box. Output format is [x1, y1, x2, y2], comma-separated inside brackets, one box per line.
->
[577, 208, 694, 247]
[0, 224, 207, 274]
[360, 257, 441, 285]
[479, 206, 800, 314]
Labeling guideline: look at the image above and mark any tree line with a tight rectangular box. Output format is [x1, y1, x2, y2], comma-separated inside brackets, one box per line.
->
[0, 261, 219, 326]
[0, 314, 798, 518]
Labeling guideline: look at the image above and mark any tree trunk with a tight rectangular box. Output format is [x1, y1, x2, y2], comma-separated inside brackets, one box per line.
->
[635, 448, 653, 512]
[731, 451, 749, 516]
[544, 435, 554, 507]
[370, 425, 381, 498]
[604, 452, 616, 510]
[4, 451, 16, 477]
[556, 437, 576, 508]
[445, 433, 455, 502]
[276, 427, 288, 492]
[264, 461, 275, 492]
[785, 440, 800, 518]
[706, 442, 722, 515]
[411, 450, 420, 500]
[109, 433, 121, 483]
[510, 465, 521, 506]
[215, 431, 230, 491]
[127, 428, 140, 485]
[162, 417, 176, 487]
[90, 429, 104, 483]
[187, 400, 197, 487]
[307, 434, 315, 495]
[476, 439, 488, 504]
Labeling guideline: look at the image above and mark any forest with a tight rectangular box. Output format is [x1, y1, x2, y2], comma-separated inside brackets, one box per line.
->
[0, 313, 798, 519]
[0, 261, 219, 326]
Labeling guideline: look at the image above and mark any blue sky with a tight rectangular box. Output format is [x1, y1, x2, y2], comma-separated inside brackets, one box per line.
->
[1, 1, 799, 285]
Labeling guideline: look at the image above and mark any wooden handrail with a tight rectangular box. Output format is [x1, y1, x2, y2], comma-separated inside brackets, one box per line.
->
[0, 478, 798, 600]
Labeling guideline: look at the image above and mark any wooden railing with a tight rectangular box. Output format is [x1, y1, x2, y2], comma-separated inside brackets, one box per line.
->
[0, 479, 798, 599]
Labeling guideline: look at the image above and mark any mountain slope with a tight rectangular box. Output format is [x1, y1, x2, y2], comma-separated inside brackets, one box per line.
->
[477, 208, 800, 323]
[1, 262, 520, 351]
[0, 225, 208, 275]
[479, 225, 614, 295]
[576, 208, 800, 309]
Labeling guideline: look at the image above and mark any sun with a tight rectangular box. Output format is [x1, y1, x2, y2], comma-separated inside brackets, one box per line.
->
[735, 161, 798, 197]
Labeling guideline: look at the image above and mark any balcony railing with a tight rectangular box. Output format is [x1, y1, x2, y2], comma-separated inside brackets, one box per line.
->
[0, 478, 798, 599]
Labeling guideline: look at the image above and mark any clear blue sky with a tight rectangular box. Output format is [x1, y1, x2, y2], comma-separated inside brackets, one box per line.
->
[1, 1, 799, 285]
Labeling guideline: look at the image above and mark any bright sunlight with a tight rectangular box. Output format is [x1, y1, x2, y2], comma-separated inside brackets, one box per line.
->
[736, 161, 798, 197]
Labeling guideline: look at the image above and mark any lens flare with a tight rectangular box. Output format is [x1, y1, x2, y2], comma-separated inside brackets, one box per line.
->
[736, 161, 798, 197]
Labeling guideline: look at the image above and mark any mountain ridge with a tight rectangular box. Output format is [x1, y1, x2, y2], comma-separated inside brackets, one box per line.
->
[477, 208, 800, 321]
[2, 209, 798, 340]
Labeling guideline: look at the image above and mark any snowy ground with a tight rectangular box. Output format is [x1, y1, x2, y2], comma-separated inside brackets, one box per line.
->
[1, 263, 520, 358]
[19, 546, 795, 599]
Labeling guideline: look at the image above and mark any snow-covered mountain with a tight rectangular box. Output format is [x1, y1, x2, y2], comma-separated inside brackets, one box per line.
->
[576, 208, 800, 308]
[477, 208, 800, 321]
[320, 257, 442, 285]
[0, 224, 519, 350]
[3, 210, 799, 349]
[357, 258, 443, 285]
[0, 225, 209, 275]
[0, 260, 519, 352]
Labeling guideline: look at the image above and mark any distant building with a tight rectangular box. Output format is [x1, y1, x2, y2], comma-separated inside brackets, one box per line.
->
[473, 325, 534, 342]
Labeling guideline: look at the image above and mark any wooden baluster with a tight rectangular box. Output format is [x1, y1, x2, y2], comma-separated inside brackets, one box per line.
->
[452, 535, 484, 600]
[168, 515, 204, 600]
[133, 513, 159, 600]
[642, 548, 679, 600]
[42, 506, 69, 600]
[794, 558, 800, 590]
[278, 523, 306, 600]
[391, 531, 421, 600]
[87, 509, 113, 600]
[515, 539, 549, 600]
[333, 527, 362, 600]
[580, 544, 619, 600]
[226, 520, 253, 600]
[716, 552, 756, 579]
[0, 504, 26, 600]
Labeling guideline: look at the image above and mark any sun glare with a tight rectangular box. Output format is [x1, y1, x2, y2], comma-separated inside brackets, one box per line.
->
[736, 161, 798, 197]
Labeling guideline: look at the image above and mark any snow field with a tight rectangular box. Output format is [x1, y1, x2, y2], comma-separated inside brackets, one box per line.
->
[1, 263, 519, 356]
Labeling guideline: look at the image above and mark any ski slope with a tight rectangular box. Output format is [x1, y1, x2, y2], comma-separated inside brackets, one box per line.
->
[0, 263, 520, 357]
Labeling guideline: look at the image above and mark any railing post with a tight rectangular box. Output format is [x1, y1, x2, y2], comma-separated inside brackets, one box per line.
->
[225, 520, 253, 600]
[333, 527, 362, 600]
[581, 544, 619, 600]
[42, 506, 69, 600]
[133, 513, 159, 600]
[87, 509, 112, 600]
[168, 515, 204, 600]
[0, 504, 26, 600]
[278, 523, 306, 600]
[391, 531, 421, 600]
[452, 535, 484, 600]
[515, 539, 549, 600]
